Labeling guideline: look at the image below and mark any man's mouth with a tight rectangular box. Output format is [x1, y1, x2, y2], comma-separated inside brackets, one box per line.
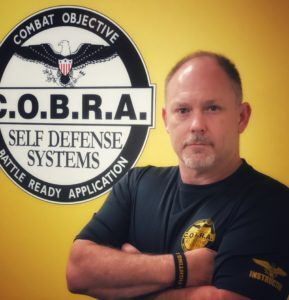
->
[183, 135, 212, 148]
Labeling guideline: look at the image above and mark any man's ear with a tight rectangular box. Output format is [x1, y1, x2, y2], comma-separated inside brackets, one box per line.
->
[238, 102, 251, 133]
[162, 107, 169, 133]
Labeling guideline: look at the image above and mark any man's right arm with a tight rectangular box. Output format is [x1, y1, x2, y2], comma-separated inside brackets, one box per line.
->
[66, 239, 174, 299]
[66, 240, 215, 299]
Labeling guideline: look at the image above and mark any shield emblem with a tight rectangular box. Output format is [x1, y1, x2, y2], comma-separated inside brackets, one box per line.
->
[58, 58, 73, 76]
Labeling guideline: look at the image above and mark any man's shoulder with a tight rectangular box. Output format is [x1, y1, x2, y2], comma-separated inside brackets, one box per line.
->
[241, 162, 289, 208]
[117, 166, 179, 199]
[128, 165, 178, 184]
[246, 163, 288, 195]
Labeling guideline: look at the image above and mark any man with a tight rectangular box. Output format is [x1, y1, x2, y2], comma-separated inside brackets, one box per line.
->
[66, 51, 289, 299]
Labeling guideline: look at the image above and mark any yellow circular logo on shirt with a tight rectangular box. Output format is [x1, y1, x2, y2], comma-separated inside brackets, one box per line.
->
[181, 219, 216, 251]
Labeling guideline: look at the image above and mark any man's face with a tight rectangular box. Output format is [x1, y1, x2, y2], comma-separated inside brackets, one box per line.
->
[164, 57, 250, 173]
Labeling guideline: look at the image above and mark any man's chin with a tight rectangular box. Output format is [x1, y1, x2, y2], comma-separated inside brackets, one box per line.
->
[182, 154, 216, 170]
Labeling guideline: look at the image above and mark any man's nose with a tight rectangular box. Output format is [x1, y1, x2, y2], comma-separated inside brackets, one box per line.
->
[189, 111, 206, 133]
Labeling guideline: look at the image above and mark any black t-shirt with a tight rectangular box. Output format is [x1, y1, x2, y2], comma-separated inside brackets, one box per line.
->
[76, 161, 289, 300]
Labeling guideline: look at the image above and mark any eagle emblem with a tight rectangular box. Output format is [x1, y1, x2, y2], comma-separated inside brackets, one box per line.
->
[253, 258, 287, 279]
[14, 40, 117, 86]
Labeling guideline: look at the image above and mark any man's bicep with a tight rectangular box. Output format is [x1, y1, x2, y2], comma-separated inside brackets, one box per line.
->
[213, 221, 289, 299]
[214, 254, 289, 299]
[213, 186, 289, 300]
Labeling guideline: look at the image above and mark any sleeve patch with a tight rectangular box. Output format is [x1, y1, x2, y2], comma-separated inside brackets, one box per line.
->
[249, 258, 287, 292]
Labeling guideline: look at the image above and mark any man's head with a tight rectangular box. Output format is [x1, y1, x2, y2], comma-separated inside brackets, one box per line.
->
[165, 51, 243, 103]
[163, 51, 251, 182]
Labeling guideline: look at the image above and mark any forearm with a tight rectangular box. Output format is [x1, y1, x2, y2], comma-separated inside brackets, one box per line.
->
[66, 239, 175, 298]
[142, 286, 250, 300]
[88, 284, 163, 300]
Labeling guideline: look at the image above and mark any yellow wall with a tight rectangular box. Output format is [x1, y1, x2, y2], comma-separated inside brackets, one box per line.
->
[0, 1, 288, 299]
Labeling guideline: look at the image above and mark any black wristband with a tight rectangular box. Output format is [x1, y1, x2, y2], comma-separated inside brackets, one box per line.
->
[173, 252, 187, 289]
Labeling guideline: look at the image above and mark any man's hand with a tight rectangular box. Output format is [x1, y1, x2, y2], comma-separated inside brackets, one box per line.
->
[185, 248, 216, 286]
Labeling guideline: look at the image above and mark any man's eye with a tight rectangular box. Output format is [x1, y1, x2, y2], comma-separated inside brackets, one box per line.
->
[177, 108, 189, 114]
[207, 105, 220, 112]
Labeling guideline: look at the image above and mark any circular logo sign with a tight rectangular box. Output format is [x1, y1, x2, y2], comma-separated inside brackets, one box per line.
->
[0, 6, 155, 204]
[181, 219, 216, 251]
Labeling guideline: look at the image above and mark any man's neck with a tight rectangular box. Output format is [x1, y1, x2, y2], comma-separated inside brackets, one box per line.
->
[179, 158, 243, 185]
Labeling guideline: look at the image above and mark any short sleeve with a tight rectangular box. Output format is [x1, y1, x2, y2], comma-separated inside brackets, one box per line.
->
[75, 170, 134, 248]
[213, 184, 289, 300]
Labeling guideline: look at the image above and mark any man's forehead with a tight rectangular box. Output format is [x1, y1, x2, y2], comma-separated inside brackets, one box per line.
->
[172, 56, 223, 82]
[171, 56, 240, 91]
[165, 53, 242, 103]
[167, 57, 229, 94]
[166, 56, 239, 105]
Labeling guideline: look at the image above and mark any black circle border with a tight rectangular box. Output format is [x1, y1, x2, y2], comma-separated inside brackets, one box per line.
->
[0, 6, 153, 204]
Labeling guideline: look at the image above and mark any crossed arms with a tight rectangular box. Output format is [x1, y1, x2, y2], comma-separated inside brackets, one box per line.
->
[66, 239, 250, 300]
